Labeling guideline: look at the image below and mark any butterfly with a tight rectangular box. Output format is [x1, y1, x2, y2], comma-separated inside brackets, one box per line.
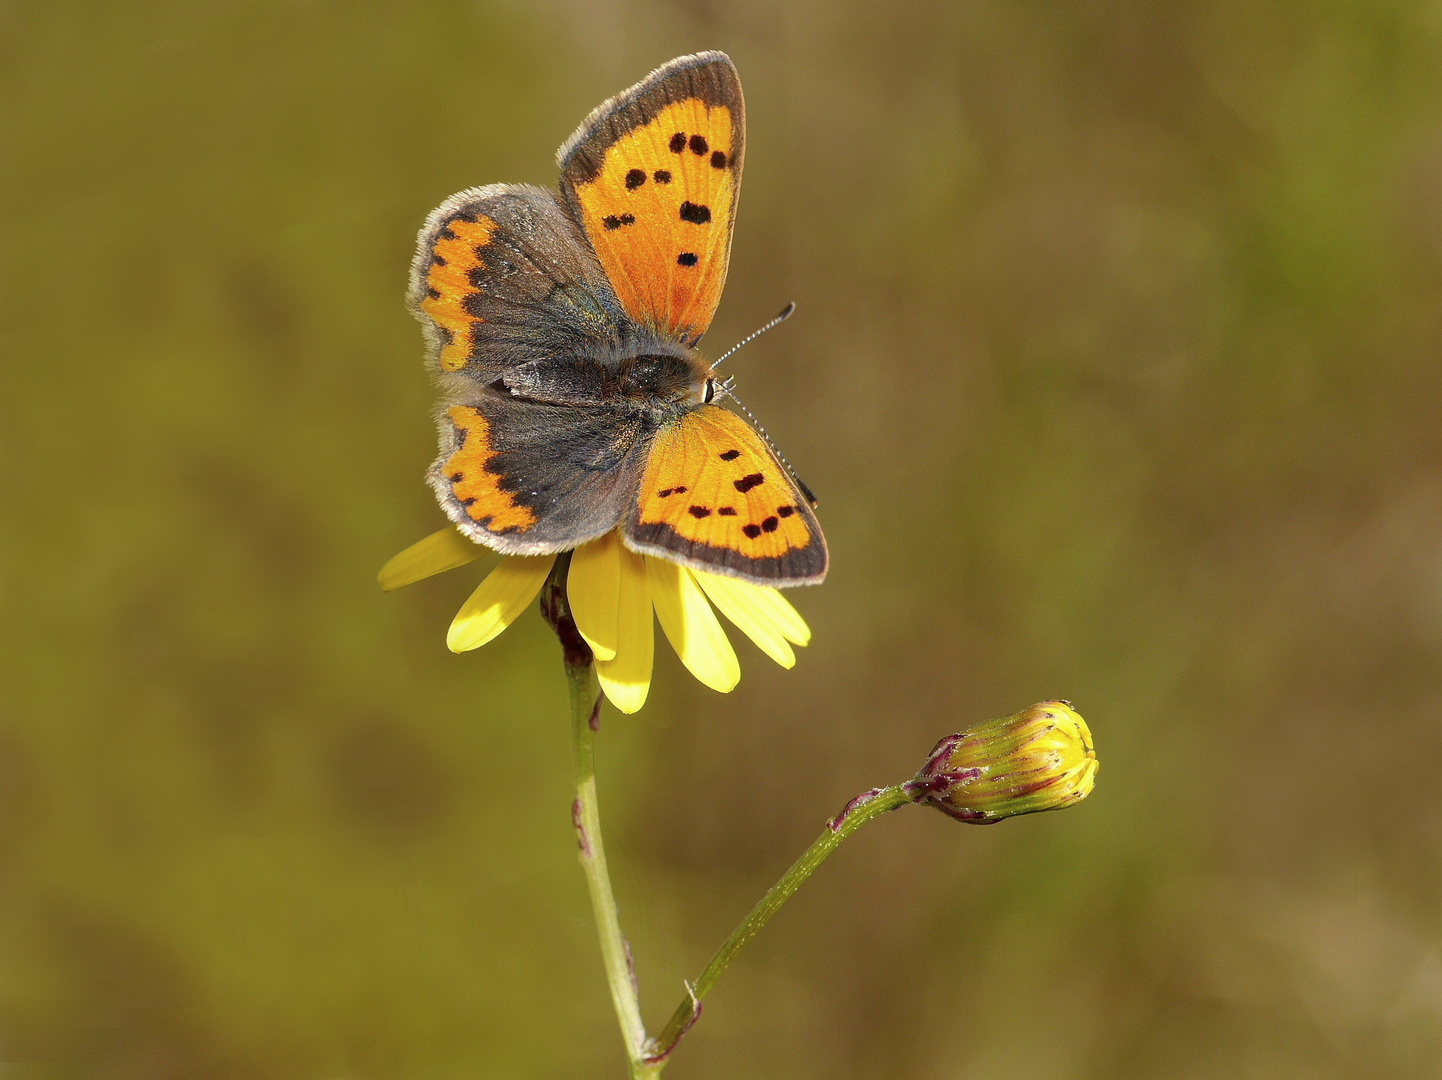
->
[407, 51, 827, 586]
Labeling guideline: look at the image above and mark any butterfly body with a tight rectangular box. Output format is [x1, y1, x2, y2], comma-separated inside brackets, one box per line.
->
[495, 342, 709, 414]
[409, 53, 827, 584]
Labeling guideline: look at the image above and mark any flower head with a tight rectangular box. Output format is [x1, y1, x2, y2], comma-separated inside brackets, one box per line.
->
[379, 527, 811, 713]
[908, 701, 1097, 823]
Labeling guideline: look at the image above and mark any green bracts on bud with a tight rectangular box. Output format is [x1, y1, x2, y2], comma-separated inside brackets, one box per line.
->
[908, 701, 1098, 823]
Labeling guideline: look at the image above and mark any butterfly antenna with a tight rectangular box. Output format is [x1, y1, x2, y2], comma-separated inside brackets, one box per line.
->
[711, 302, 796, 368]
[716, 382, 820, 507]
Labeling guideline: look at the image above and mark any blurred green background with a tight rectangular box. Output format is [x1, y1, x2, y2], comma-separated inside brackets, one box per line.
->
[6, 1, 1442, 1076]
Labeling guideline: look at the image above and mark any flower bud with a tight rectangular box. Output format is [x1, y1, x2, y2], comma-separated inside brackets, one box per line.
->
[908, 701, 1097, 823]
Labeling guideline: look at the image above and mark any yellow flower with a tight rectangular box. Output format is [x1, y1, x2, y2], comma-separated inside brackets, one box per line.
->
[379, 527, 812, 713]
[908, 701, 1098, 823]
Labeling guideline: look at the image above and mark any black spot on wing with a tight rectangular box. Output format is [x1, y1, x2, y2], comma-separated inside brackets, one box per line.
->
[625, 168, 646, 189]
[654, 170, 672, 183]
[710, 150, 728, 169]
[689, 134, 709, 155]
[734, 473, 765, 493]
[677, 252, 699, 267]
[742, 524, 762, 538]
[761, 516, 779, 533]
[669, 132, 687, 153]
[679, 202, 712, 225]
[719, 449, 740, 461]
[777, 505, 796, 518]
[603, 213, 637, 230]
[718, 507, 737, 516]
[658, 486, 688, 498]
[688, 505, 712, 518]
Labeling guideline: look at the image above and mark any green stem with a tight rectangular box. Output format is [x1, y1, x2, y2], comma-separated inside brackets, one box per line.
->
[647, 784, 915, 1067]
[566, 660, 653, 1077]
[542, 556, 652, 1078]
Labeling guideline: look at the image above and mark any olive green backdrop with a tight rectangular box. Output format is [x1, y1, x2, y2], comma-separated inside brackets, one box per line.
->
[5, 1, 1442, 1077]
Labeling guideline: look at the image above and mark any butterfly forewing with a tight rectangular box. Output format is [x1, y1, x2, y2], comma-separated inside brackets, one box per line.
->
[558, 52, 744, 346]
[409, 183, 629, 382]
[627, 405, 827, 584]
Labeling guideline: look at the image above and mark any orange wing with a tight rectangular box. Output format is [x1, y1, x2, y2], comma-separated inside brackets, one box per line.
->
[626, 405, 827, 585]
[557, 52, 743, 346]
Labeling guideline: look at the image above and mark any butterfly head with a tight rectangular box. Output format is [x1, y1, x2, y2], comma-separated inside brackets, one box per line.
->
[702, 372, 730, 404]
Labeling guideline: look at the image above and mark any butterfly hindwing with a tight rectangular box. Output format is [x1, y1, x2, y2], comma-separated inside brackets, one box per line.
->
[409, 183, 632, 383]
[433, 388, 653, 555]
[558, 51, 744, 346]
[626, 405, 827, 584]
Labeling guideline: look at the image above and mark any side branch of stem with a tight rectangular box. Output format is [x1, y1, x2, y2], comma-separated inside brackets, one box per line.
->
[648, 784, 915, 1062]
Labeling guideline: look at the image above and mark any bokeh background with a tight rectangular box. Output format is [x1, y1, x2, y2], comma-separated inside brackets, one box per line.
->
[6, 1, 1442, 1076]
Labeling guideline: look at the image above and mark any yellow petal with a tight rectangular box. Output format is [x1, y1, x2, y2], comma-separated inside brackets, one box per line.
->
[447, 555, 555, 653]
[746, 584, 812, 646]
[378, 526, 484, 591]
[693, 571, 796, 668]
[645, 557, 740, 693]
[596, 545, 653, 713]
[567, 533, 621, 661]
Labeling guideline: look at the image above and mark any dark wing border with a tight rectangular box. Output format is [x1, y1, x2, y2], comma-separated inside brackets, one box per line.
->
[556, 51, 745, 189]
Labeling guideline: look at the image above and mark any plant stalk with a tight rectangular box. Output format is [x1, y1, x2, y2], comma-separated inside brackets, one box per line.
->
[567, 662, 653, 1076]
[647, 784, 915, 1065]
[543, 558, 652, 1078]
[541, 555, 918, 1076]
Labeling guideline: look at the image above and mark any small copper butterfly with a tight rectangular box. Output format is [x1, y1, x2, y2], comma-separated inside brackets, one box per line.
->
[409, 52, 827, 585]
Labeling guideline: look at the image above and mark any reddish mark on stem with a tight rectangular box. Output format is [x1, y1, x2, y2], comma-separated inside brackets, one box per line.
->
[643, 999, 703, 1065]
[539, 561, 593, 669]
[624, 938, 640, 997]
[572, 798, 591, 856]
[828, 788, 886, 832]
